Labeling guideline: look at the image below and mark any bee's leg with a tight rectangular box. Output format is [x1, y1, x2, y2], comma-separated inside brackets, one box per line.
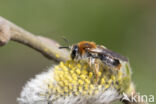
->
[89, 58, 97, 76]
[89, 58, 99, 81]
[117, 63, 121, 70]
[88, 57, 92, 68]
[88, 57, 95, 68]
[94, 59, 99, 81]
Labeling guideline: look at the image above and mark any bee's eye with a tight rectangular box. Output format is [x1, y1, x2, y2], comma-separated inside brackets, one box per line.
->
[113, 59, 120, 66]
[71, 45, 78, 59]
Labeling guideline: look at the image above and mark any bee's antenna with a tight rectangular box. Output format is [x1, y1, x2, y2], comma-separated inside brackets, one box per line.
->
[61, 36, 70, 46]
[59, 46, 70, 49]
[59, 36, 71, 50]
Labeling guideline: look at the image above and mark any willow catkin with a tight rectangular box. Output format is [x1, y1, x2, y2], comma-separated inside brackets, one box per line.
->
[18, 60, 133, 104]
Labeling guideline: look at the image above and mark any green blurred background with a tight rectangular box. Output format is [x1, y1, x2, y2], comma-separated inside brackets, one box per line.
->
[0, 0, 156, 104]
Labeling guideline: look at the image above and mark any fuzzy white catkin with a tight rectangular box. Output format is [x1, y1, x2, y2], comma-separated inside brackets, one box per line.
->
[18, 67, 121, 104]
[18, 60, 132, 104]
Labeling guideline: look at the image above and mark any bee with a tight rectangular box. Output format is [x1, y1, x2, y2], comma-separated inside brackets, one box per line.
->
[59, 41, 128, 77]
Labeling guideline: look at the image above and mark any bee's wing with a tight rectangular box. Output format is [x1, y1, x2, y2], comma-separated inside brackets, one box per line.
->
[86, 46, 128, 62]
[86, 48, 103, 53]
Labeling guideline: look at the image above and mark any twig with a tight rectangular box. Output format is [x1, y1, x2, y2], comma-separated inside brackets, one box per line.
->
[0, 16, 70, 62]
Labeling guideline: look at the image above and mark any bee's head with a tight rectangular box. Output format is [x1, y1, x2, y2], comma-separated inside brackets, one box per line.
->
[59, 44, 79, 60]
[70, 45, 79, 60]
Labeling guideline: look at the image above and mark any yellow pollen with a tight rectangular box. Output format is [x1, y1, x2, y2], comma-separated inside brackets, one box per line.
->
[68, 64, 73, 69]
[48, 83, 53, 89]
[62, 66, 68, 72]
[75, 91, 79, 95]
[82, 91, 87, 95]
[90, 84, 94, 90]
[85, 79, 90, 84]
[69, 85, 73, 90]
[55, 54, 60, 58]
[98, 72, 102, 77]
[89, 90, 93, 95]
[94, 90, 98, 94]
[111, 75, 116, 81]
[89, 72, 93, 78]
[60, 62, 64, 67]
[101, 78, 105, 84]
[72, 74, 77, 80]
[54, 66, 59, 70]
[98, 85, 102, 89]
[82, 69, 88, 75]
[78, 80, 84, 85]
[76, 69, 81, 74]
[78, 86, 82, 91]
[64, 87, 68, 92]
[108, 79, 112, 84]
[64, 80, 69, 86]
[80, 75, 86, 80]
[77, 64, 81, 68]
[54, 76, 60, 81]
[84, 84, 88, 90]
[56, 87, 62, 93]
[50, 60, 129, 97]
[82, 65, 88, 70]
[105, 84, 109, 89]
[58, 81, 64, 86]
[70, 70, 74, 74]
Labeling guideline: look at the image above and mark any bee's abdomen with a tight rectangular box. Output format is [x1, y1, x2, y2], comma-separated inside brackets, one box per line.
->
[98, 54, 120, 67]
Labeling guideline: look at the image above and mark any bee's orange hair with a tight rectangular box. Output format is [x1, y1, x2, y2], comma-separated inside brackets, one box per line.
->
[78, 41, 97, 55]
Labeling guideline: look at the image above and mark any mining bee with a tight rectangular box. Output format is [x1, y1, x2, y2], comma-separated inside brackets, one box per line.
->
[59, 41, 128, 78]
